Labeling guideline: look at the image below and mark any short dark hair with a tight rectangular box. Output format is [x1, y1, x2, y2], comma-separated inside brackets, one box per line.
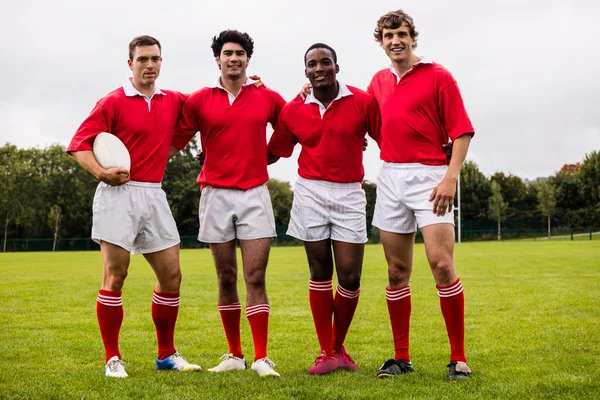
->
[129, 35, 161, 60]
[304, 43, 337, 65]
[211, 30, 254, 58]
[373, 10, 419, 49]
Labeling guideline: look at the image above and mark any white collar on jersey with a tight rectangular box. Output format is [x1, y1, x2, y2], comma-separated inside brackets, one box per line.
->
[208, 76, 257, 89]
[209, 76, 257, 105]
[123, 77, 164, 98]
[304, 80, 353, 118]
[388, 56, 433, 83]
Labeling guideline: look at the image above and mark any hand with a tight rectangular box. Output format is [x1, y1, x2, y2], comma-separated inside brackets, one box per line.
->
[429, 178, 456, 216]
[98, 168, 130, 186]
[442, 142, 453, 162]
[363, 138, 368, 151]
[249, 75, 265, 88]
[298, 83, 311, 100]
[197, 151, 205, 168]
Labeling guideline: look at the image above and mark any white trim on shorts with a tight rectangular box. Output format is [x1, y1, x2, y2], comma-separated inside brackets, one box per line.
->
[91, 181, 180, 254]
[287, 177, 367, 244]
[372, 163, 454, 234]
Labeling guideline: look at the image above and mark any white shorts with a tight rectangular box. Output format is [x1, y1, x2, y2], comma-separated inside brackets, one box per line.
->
[287, 177, 367, 244]
[372, 163, 454, 234]
[198, 184, 276, 243]
[91, 181, 180, 254]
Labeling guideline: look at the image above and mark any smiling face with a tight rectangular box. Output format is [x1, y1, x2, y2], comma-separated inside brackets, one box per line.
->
[128, 44, 162, 88]
[216, 42, 249, 80]
[305, 47, 339, 89]
[381, 22, 416, 64]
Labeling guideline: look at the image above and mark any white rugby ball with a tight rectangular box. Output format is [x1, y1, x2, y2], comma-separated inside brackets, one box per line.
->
[92, 132, 131, 171]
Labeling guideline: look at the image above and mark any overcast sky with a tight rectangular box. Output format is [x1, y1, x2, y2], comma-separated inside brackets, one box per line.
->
[1, 0, 599, 184]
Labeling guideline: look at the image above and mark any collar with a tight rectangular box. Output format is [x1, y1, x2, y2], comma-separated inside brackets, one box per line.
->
[123, 77, 164, 97]
[208, 76, 257, 89]
[304, 80, 353, 105]
[388, 56, 433, 83]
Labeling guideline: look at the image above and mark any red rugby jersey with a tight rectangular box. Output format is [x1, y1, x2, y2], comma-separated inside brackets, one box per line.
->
[172, 84, 286, 190]
[268, 84, 381, 183]
[367, 61, 474, 165]
[67, 85, 187, 183]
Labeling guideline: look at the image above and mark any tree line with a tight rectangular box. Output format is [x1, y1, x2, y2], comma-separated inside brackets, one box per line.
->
[1, 141, 599, 250]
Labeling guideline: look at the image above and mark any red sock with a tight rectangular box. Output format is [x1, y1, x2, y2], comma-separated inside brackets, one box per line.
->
[246, 304, 270, 361]
[332, 284, 360, 353]
[96, 290, 123, 363]
[152, 291, 180, 360]
[386, 286, 411, 361]
[218, 303, 243, 358]
[309, 280, 334, 356]
[437, 279, 466, 363]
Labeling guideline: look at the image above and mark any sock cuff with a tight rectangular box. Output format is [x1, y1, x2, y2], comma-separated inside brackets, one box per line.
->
[309, 279, 333, 291]
[437, 279, 463, 298]
[218, 302, 242, 312]
[152, 291, 180, 307]
[386, 286, 410, 301]
[97, 290, 123, 307]
[246, 304, 270, 317]
[337, 284, 360, 299]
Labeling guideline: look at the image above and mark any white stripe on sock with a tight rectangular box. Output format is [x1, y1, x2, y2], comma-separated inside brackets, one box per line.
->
[219, 303, 242, 311]
[246, 304, 270, 317]
[386, 287, 410, 301]
[337, 285, 360, 299]
[97, 294, 122, 307]
[152, 293, 180, 307]
[309, 280, 333, 291]
[437, 281, 463, 298]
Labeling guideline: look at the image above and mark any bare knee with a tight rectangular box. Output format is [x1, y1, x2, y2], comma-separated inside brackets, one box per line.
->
[217, 266, 238, 292]
[103, 268, 128, 292]
[245, 268, 266, 291]
[387, 259, 411, 288]
[430, 259, 456, 285]
[159, 268, 182, 292]
[338, 270, 361, 291]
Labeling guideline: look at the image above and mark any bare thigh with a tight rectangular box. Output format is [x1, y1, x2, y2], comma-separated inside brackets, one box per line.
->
[421, 224, 457, 286]
[210, 240, 239, 304]
[379, 230, 415, 288]
[143, 244, 181, 293]
[239, 238, 271, 306]
[100, 241, 131, 292]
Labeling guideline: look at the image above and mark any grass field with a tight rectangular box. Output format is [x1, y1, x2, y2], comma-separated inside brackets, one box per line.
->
[1, 241, 599, 399]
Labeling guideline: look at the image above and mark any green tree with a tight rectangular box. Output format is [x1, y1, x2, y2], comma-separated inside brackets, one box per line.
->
[362, 180, 377, 242]
[537, 180, 557, 239]
[266, 178, 293, 226]
[460, 161, 492, 220]
[488, 181, 508, 241]
[48, 204, 62, 251]
[553, 165, 585, 229]
[163, 138, 201, 236]
[578, 150, 600, 227]
[491, 172, 529, 218]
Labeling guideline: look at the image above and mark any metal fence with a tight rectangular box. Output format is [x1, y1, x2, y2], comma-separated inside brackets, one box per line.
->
[1, 228, 598, 252]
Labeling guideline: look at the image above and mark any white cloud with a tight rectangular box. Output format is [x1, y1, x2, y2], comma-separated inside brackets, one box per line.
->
[1, 0, 598, 182]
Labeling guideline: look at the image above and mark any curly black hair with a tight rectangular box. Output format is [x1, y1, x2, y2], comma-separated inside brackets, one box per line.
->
[211, 30, 254, 58]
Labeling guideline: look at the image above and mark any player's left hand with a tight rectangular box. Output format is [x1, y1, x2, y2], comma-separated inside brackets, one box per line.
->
[363, 138, 368, 151]
[250, 75, 265, 88]
[197, 151, 205, 168]
[429, 178, 456, 216]
[442, 142, 453, 161]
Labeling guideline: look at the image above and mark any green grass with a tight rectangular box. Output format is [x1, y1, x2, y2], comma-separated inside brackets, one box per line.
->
[1, 241, 599, 399]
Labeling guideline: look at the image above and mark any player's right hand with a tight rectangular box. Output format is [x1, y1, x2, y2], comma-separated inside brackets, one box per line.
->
[298, 83, 311, 99]
[99, 168, 130, 186]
